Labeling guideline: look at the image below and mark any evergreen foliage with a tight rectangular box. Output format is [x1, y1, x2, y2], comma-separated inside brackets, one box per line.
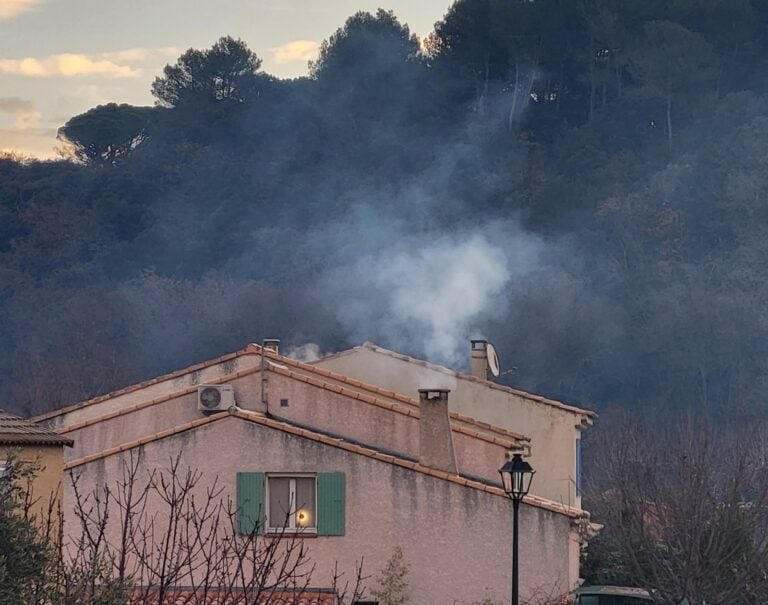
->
[372, 546, 409, 605]
[3, 2, 768, 426]
[0, 453, 51, 603]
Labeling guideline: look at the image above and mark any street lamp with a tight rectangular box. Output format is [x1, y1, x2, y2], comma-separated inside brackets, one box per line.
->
[499, 454, 535, 605]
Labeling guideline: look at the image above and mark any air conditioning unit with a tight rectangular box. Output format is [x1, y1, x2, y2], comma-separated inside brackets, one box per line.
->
[197, 385, 235, 412]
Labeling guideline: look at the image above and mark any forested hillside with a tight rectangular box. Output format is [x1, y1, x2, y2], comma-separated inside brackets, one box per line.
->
[3, 0, 768, 420]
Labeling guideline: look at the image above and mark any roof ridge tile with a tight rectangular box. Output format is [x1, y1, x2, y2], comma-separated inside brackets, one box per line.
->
[39, 343, 530, 450]
[66, 409, 584, 520]
[0, 411, 74, 447]
[340, 341, 597, 418]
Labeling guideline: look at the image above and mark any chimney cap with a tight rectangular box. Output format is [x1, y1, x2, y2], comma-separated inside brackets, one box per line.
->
[418, 388, 450, 400]
[471, 339, 488, 350]
[262, 338, 280, 352]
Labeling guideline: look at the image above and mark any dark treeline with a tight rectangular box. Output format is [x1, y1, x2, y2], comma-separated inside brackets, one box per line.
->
[3, 0, 768, 421]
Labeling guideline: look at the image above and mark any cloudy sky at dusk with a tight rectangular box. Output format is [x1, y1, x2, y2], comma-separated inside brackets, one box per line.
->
[0, 0, 449, 158]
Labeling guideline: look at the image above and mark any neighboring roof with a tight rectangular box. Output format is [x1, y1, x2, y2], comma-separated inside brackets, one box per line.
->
[33, 347, 253, 423]
[255, 345, 530, 443]
[260, 354, 527, 449]
[36, 344, 529, 450]
[0, 410, 74, 447]
[126, 587, 337, 605]
[64, 408, 586, 520]
[318, 342, 597, 419]
[574, 586, 651, 598]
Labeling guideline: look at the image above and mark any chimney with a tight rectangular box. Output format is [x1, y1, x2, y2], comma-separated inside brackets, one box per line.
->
[470, 340, 488, 380]
[418, 389, 458, 474]
[262, 339, 280, 354]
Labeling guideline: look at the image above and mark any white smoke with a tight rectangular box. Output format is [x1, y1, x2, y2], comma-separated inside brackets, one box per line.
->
[285, 342, 322, 362]
[321, 221, 543, 367]
[375, 234, 508, 361]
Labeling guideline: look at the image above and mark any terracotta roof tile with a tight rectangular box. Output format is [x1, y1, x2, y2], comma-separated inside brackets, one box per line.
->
[33, 348, 253, 423]
[320, 342, 598, 419]
[64, 409, 585, 520]
[55, 366, 522, 456]
[250, 347, 529, 442]
[37, 343, 530, 449]
[33, 341, 546, 445]
[65, 413, 227, 468]
[0, 410, 73, 447]
[266, 364, 522, 450]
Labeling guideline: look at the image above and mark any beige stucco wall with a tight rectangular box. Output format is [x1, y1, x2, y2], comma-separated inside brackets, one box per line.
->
[63, 417, 579, 604]
[61, 369, 511, 487]
[2, 444, 65, 522]
[315, 347, 590, 508]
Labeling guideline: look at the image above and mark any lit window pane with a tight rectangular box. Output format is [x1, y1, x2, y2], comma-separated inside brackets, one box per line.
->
[295, 477, 316, 528]
[268, 477, 291, 528]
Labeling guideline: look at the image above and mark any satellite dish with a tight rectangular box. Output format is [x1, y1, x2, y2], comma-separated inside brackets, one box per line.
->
[486, 343, 501, 378]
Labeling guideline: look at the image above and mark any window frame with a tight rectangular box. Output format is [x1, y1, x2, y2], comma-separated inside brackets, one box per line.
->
[265, 472, 318, 534]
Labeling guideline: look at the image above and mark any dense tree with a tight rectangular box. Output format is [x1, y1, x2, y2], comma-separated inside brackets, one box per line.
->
[151, 36, 263, 107]
[427, 0, 539, 119]
[309, 9, 425, 140]
[3, 2, 768, 432]
[57, 103, 156, 166]
[310, 9, 419, 79]
[628, 20, 719, 152]
[585, 418, 768, 604]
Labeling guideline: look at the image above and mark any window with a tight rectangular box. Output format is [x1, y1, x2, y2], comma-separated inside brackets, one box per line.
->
[237, 471, 345, 536]
[267, 474, 317, 532]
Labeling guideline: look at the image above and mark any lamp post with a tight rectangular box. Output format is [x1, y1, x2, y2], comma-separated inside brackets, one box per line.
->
[499, 454, 535, 605]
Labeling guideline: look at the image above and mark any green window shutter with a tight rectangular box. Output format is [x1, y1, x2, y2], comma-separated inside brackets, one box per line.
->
[237, 472, 265, 535]
[317, 472, 345, 536]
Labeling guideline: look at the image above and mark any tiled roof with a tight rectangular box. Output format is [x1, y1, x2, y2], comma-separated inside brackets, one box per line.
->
[125, 588, 337, 605]
[64, 408, 586, 520]
[33, 348, 252, 422]
[251, 344, 531, 443]
[319, 342, 598, 419]
[0, 410, 73, 447]
[42, 346, 529, 451]
[260, 358, 526, 450]
[33, 344, 531, 442]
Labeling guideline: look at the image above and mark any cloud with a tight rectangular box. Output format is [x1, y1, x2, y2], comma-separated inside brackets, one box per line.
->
[0, 126, 58, 159]
[0, 0, 37, 21]
[0, 97, 35, 114]
[100, 47, 180, 64]
[271, 40, 319, 64]
[0, 53, 140, 78]
[71, 84, 110, 106]
[0, 97, 42, 129]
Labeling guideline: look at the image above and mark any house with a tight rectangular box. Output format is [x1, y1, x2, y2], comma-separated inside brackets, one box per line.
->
[35, 342, 588, 604]
[314, 341, 597, 508]
[0, 409, 73, 520]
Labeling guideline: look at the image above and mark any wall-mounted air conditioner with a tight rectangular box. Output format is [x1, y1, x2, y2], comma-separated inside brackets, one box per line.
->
[197, 385, 235, 412]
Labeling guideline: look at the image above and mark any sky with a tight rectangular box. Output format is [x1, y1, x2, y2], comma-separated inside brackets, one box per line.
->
[0, 0, 452, 159]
